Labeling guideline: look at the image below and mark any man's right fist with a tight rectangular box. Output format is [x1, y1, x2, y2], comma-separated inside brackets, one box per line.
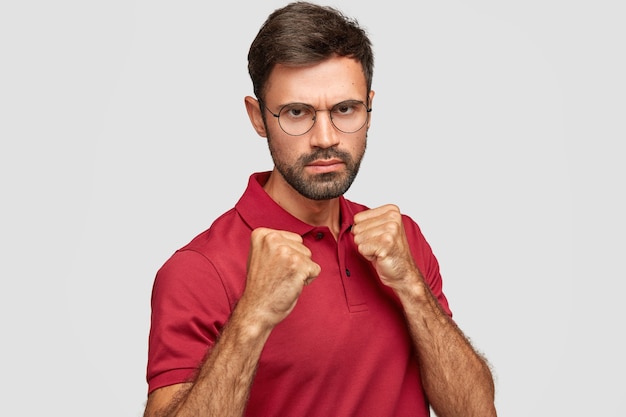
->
[240, 228, 321, 327]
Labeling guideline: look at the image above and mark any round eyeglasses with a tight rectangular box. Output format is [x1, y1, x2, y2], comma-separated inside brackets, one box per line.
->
[261, 99, 372, 136]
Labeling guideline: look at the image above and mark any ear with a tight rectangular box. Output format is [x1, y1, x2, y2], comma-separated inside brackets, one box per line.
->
[244, 96, 268, 138]
[366, 90, 375, 128]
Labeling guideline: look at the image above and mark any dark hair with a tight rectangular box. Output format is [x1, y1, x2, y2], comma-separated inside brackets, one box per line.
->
[248, 1, 374, 101]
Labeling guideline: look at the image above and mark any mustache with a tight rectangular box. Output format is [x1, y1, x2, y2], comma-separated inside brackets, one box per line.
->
[298, 148, 352, 165]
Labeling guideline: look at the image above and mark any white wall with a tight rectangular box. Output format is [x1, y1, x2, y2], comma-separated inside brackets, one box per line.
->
[1, 1, 624, 415]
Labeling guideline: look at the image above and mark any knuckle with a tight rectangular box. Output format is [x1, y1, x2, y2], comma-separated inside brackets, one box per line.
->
[282, 248, 304, 270]
[384, 204, 402, 220]
[264, 230, 281, 241]
[387, 203, 401, 213]
[276, 243, 293, 258]
[264, 230, 287, 247]
[383, 220, 401, 236]
[252, 227, 275, 243]
[381, 232, 395, 246]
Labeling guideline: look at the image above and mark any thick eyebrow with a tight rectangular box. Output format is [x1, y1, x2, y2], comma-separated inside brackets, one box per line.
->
[277, 98, 366, 110]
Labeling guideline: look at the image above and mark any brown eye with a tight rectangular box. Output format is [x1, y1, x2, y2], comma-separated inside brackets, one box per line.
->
[331, 100, 361, 117]
[281, 104, 314, 120]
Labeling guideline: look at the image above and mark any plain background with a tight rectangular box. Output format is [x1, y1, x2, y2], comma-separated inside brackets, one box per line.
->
[1, 0, 624, 415]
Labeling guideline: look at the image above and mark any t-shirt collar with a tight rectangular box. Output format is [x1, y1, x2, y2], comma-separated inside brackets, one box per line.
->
[235, 171, 356, 236]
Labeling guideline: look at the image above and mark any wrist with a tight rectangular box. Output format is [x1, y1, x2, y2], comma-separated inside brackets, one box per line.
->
[392, 270, 439, 311]
[391, 268, 425, 297]
[229, 300, 275, 345]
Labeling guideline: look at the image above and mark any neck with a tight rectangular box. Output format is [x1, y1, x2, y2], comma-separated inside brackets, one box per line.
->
[263, 169, 342, 238]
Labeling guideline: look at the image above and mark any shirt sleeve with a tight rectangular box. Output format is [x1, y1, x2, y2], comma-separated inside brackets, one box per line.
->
[146, 249, 232, 393]
[401, 215, 452, 317]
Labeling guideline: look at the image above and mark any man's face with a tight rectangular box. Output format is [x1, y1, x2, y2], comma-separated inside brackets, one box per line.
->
[261, 56, 373, 200]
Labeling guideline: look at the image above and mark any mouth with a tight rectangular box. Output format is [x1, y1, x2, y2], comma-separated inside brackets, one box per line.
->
[305, 158, 345, 174]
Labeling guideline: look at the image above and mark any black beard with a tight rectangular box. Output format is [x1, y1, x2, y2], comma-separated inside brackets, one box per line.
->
[268, 139, 366, 201]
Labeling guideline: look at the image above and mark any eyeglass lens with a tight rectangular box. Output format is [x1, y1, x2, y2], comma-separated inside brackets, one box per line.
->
[277, 100, 369, 136]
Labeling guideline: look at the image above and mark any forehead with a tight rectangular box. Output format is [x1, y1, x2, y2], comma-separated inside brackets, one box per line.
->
[264, 56, 368, 105]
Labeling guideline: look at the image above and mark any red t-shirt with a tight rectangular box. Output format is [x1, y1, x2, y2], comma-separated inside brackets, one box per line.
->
[147, 172, 451, 416]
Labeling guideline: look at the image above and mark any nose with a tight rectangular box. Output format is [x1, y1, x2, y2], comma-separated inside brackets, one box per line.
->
[309, 110, 340, 149]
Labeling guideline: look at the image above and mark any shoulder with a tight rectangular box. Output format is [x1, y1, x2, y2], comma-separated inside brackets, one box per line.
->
[153, 206, 251, 307]
[178, 207, 252, 256]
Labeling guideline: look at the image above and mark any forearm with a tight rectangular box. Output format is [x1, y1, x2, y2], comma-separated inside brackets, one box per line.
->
[169, 307, 272, 417]
[145, 228, 318, 417]
[351, 205, 495, 415]
[396, 275, 496, 417]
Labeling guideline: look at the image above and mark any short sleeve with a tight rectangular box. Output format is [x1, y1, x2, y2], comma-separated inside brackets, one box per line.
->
[402, 215, 452, 318]
[146, 249, 232, 393]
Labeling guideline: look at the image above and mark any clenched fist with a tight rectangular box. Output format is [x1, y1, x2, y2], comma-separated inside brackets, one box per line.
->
[238, 227, 321, 329]
[352, 204, 421, 291]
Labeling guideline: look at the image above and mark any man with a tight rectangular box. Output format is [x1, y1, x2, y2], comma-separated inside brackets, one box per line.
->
[144, 2, 496, 416]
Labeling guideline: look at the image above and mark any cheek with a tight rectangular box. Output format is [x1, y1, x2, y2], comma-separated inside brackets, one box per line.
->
[351, 136, 368, 157]
[267, 135, 298, 164]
